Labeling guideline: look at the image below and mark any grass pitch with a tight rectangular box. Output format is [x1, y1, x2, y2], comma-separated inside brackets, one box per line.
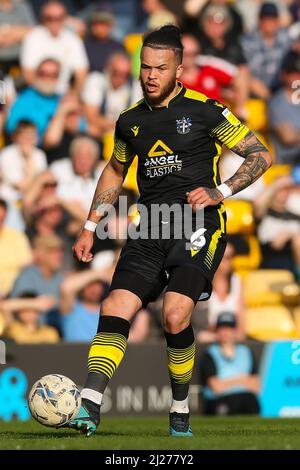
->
[1, 416, 300, 450]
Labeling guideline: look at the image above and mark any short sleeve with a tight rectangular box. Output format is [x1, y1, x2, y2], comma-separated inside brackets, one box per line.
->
[199, 351, 217, 385]
[113, 119, 135, 164]
[205, 99, 250, 149]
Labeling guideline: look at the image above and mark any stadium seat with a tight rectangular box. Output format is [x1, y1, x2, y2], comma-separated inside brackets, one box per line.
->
[245, 99, 268, 132]
[224, 200, 256, 235]
[243, 269, 299, 308]
[245, 305, 298, 341]
[231, 235, 261, 272]
[263, 164, 291, 185]
[124, 33, 143, 56]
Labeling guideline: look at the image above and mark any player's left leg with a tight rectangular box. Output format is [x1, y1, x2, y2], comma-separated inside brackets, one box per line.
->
[163, 267, 207, 437]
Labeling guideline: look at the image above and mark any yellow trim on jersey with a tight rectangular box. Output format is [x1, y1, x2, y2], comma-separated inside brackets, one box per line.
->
[211, 120, 250, 149]
[212, 141, 222, 186]
[121, 98, 144, 115]
[184, 88, 209, 103]
[114, 136, 135, 163]
[204, 205, 226, 269]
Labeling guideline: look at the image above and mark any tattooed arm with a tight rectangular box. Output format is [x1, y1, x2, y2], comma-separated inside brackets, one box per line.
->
[72, 155, 127, 262]
[222, 131, 272, 195]
[187, 131, 272, 209]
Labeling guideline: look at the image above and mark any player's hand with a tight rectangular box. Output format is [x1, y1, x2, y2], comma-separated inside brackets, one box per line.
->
[186, 187, 224, 210]
[72, 229, 94, 263]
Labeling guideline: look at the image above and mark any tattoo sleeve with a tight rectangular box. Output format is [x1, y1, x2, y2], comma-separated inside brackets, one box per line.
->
[224, 131, 271, 195]
[88, 186, 121, 220]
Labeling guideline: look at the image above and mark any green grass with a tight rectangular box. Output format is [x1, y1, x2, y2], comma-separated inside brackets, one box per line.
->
[1, 417, 300, 450]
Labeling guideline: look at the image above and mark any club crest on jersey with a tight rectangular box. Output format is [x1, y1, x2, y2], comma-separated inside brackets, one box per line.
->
[176, 117, 192, 135]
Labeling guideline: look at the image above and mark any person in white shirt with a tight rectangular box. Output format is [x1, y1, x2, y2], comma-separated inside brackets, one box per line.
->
[50, 136, 104, 212]
[82, 52, 142, 135]
[0, 120, 47, 203]
[20, 0, 88, 94]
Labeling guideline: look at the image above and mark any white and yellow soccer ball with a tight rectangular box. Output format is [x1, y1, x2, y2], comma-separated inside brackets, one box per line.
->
[28, 374, 81, 427]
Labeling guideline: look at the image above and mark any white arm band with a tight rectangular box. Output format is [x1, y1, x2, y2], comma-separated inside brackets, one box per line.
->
[216, 183, 232, 199]
[84, 220, 98, 232]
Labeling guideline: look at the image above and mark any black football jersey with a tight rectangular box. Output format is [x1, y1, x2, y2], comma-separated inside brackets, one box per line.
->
[113, 83, 250, 207]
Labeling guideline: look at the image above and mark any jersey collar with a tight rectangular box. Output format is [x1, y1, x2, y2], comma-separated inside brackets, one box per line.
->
[144, 82, 185, 111]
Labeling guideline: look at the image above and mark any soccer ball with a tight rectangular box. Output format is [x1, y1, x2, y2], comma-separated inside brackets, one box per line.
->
[28, 374, 81, 427]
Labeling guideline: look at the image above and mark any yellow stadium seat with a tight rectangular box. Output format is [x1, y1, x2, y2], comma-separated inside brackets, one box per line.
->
[246, 99, 268, 132]
[124, 33, 143, 56]
[231, 235, 261, 271]
[246, 305, 298, 341]
[263, 164, 291, 185]
[223, 199, 255, 235]
[243, 269, 298, 308]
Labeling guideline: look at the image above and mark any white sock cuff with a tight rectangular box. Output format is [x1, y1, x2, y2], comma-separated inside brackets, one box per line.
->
[170, 398, 189, 414]
[81, 388, 103, 405]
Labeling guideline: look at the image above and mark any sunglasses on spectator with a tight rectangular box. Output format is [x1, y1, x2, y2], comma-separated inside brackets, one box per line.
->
[43, 14, 65, 22]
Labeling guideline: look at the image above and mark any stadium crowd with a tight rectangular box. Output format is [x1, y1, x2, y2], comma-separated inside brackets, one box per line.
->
[0, 0, 300, 348]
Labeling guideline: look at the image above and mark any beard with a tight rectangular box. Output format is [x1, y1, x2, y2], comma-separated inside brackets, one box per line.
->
[35, 79, 58, 96]
[140, 75, 177, 107]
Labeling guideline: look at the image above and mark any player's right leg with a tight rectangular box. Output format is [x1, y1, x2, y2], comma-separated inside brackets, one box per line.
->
[67, 289, 142, 436]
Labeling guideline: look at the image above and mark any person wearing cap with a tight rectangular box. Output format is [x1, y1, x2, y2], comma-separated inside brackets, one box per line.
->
[84, 3, 126, 74]
[10, 233, 64, 301]
[241, 2, 291, 99]
[268, 50, 300, 165]
[200, 312, 260, 415]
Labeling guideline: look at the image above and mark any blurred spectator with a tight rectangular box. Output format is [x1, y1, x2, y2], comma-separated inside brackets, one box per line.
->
[268, 51, 300, 164]
[43, 93, 96, 164]
[11, 233, 64, 299]
[196, 4, 249, 116]
[0, 120, 47, 203]
[0, 198, 32, 297]
[0, 0, 35, 74]
[6, 58, 61, 143]
[50, 136, 103, 211]
[254, 174, 300, 279]
[20, 0, 88, 94]
[191, 0, 244, 40]
[198, 244, 245, 343]
[236, 0, 291, 33]
[181, 33, 235, 102]
[142, 0, 178, 30]
[200, 312, 260, 415]
[241, 2, 291, 99]
[59, 270, 109, 341]
[84, 3, 126, 74]
[1, 293, 59, 343]
[82, 52, 142, 134]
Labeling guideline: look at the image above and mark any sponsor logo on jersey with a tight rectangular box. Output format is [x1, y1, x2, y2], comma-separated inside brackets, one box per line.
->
[145, 139, 182, 178]
[176, 116, 192, 135]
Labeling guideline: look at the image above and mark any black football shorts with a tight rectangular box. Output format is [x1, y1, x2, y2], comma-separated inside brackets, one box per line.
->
[109, 206, 227, 307]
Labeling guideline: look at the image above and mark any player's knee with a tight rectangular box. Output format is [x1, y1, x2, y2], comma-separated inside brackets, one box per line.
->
[163, 306, 190, 334]
[101, 291, 141, 319]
